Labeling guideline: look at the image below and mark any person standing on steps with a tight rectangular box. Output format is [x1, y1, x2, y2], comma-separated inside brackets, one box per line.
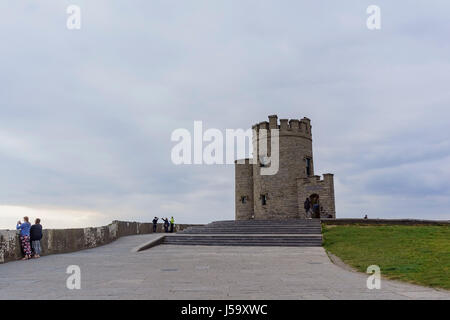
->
[304, 197, 311, 219]
[162, 217, 169, 233]
[152, 217, 159, 233]
[16, 216, 32, 260]
[312, 202, 320, 219]
[30, 218, 43, 258]
[169, 216, 175, 233]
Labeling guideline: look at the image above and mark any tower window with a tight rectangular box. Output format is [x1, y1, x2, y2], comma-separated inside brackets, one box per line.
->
[241, 196, 247, 204]
[261, 194, 267, 206]
[306, 158, 312, 176]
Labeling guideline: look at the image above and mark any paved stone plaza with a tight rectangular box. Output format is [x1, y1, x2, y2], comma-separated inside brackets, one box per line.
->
[0, 234, 448, 300]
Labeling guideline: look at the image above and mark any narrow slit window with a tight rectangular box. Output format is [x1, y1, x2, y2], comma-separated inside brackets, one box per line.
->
[306, 158, 312, 176]
[261, 194, 267, 206]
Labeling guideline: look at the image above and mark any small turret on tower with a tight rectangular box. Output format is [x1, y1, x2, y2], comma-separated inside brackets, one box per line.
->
[252, 116, 312, 140]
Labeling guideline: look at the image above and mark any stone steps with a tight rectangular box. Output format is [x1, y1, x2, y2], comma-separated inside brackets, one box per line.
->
[164, 235, 322, 247]
[181, 229, 322, 234]
[163, 219, 323, 247]
[209, 219, 321, 225]
[179, 219, 321, 235]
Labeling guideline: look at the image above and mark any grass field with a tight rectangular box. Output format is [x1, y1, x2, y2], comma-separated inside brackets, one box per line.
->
[322, 224, 450, 290]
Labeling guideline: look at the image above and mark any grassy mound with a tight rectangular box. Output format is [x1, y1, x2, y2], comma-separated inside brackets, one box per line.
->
[322, 224, 450, 290]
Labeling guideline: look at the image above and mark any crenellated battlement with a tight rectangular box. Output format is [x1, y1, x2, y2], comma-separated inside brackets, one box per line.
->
[300, 173, 334, 186]
[251, 115, 312, 139]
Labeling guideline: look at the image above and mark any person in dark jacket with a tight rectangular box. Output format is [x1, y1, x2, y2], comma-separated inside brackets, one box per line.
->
[152, 217, 159, 233]
[30, 218, 43, 258]
[312, 203, 320, 219]
[162, 218, 169, 233]
[304, 198, 311, 219]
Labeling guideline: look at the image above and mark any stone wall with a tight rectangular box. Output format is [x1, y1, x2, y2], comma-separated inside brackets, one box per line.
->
[0, 221, 201, 264]
[235, 159, 254, 220]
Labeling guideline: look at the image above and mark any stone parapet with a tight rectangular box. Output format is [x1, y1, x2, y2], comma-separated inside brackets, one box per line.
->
[0, 221, 201, 264]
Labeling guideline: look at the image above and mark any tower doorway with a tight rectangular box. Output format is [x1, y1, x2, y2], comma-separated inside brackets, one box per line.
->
[310, 194, 320, 219]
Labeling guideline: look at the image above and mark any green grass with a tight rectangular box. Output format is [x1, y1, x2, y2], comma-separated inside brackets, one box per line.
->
[322, 225, 450, 290]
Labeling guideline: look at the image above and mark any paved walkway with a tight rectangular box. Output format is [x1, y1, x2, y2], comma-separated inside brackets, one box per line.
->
[0, 234, 448, 299]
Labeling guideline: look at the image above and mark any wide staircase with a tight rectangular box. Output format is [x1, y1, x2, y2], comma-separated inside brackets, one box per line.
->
[163, 219, 323, 247]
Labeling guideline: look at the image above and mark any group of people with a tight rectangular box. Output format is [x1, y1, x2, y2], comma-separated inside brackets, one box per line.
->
[15, 215, 175, 260]
[16, 216, 43, 260]
[152, 216, 175, 233]
[303, 197, 320, 219]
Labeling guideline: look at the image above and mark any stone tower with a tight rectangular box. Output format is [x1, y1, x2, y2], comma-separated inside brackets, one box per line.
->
[235, 115, 336, 220]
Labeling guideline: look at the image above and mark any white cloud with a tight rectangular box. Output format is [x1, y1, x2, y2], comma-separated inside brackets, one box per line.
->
[0, 205, 109, 229]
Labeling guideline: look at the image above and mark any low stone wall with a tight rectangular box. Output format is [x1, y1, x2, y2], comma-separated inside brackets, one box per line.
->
[321, 218, 449, 226]
[0, 221, 201, 264]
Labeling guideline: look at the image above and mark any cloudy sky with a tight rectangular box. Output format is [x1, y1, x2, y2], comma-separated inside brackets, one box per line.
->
[1, 1, 449, 229]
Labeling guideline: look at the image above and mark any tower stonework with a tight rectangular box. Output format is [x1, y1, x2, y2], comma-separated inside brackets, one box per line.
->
[235, 159, 254, 220]
[235, 115, 336, 220]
